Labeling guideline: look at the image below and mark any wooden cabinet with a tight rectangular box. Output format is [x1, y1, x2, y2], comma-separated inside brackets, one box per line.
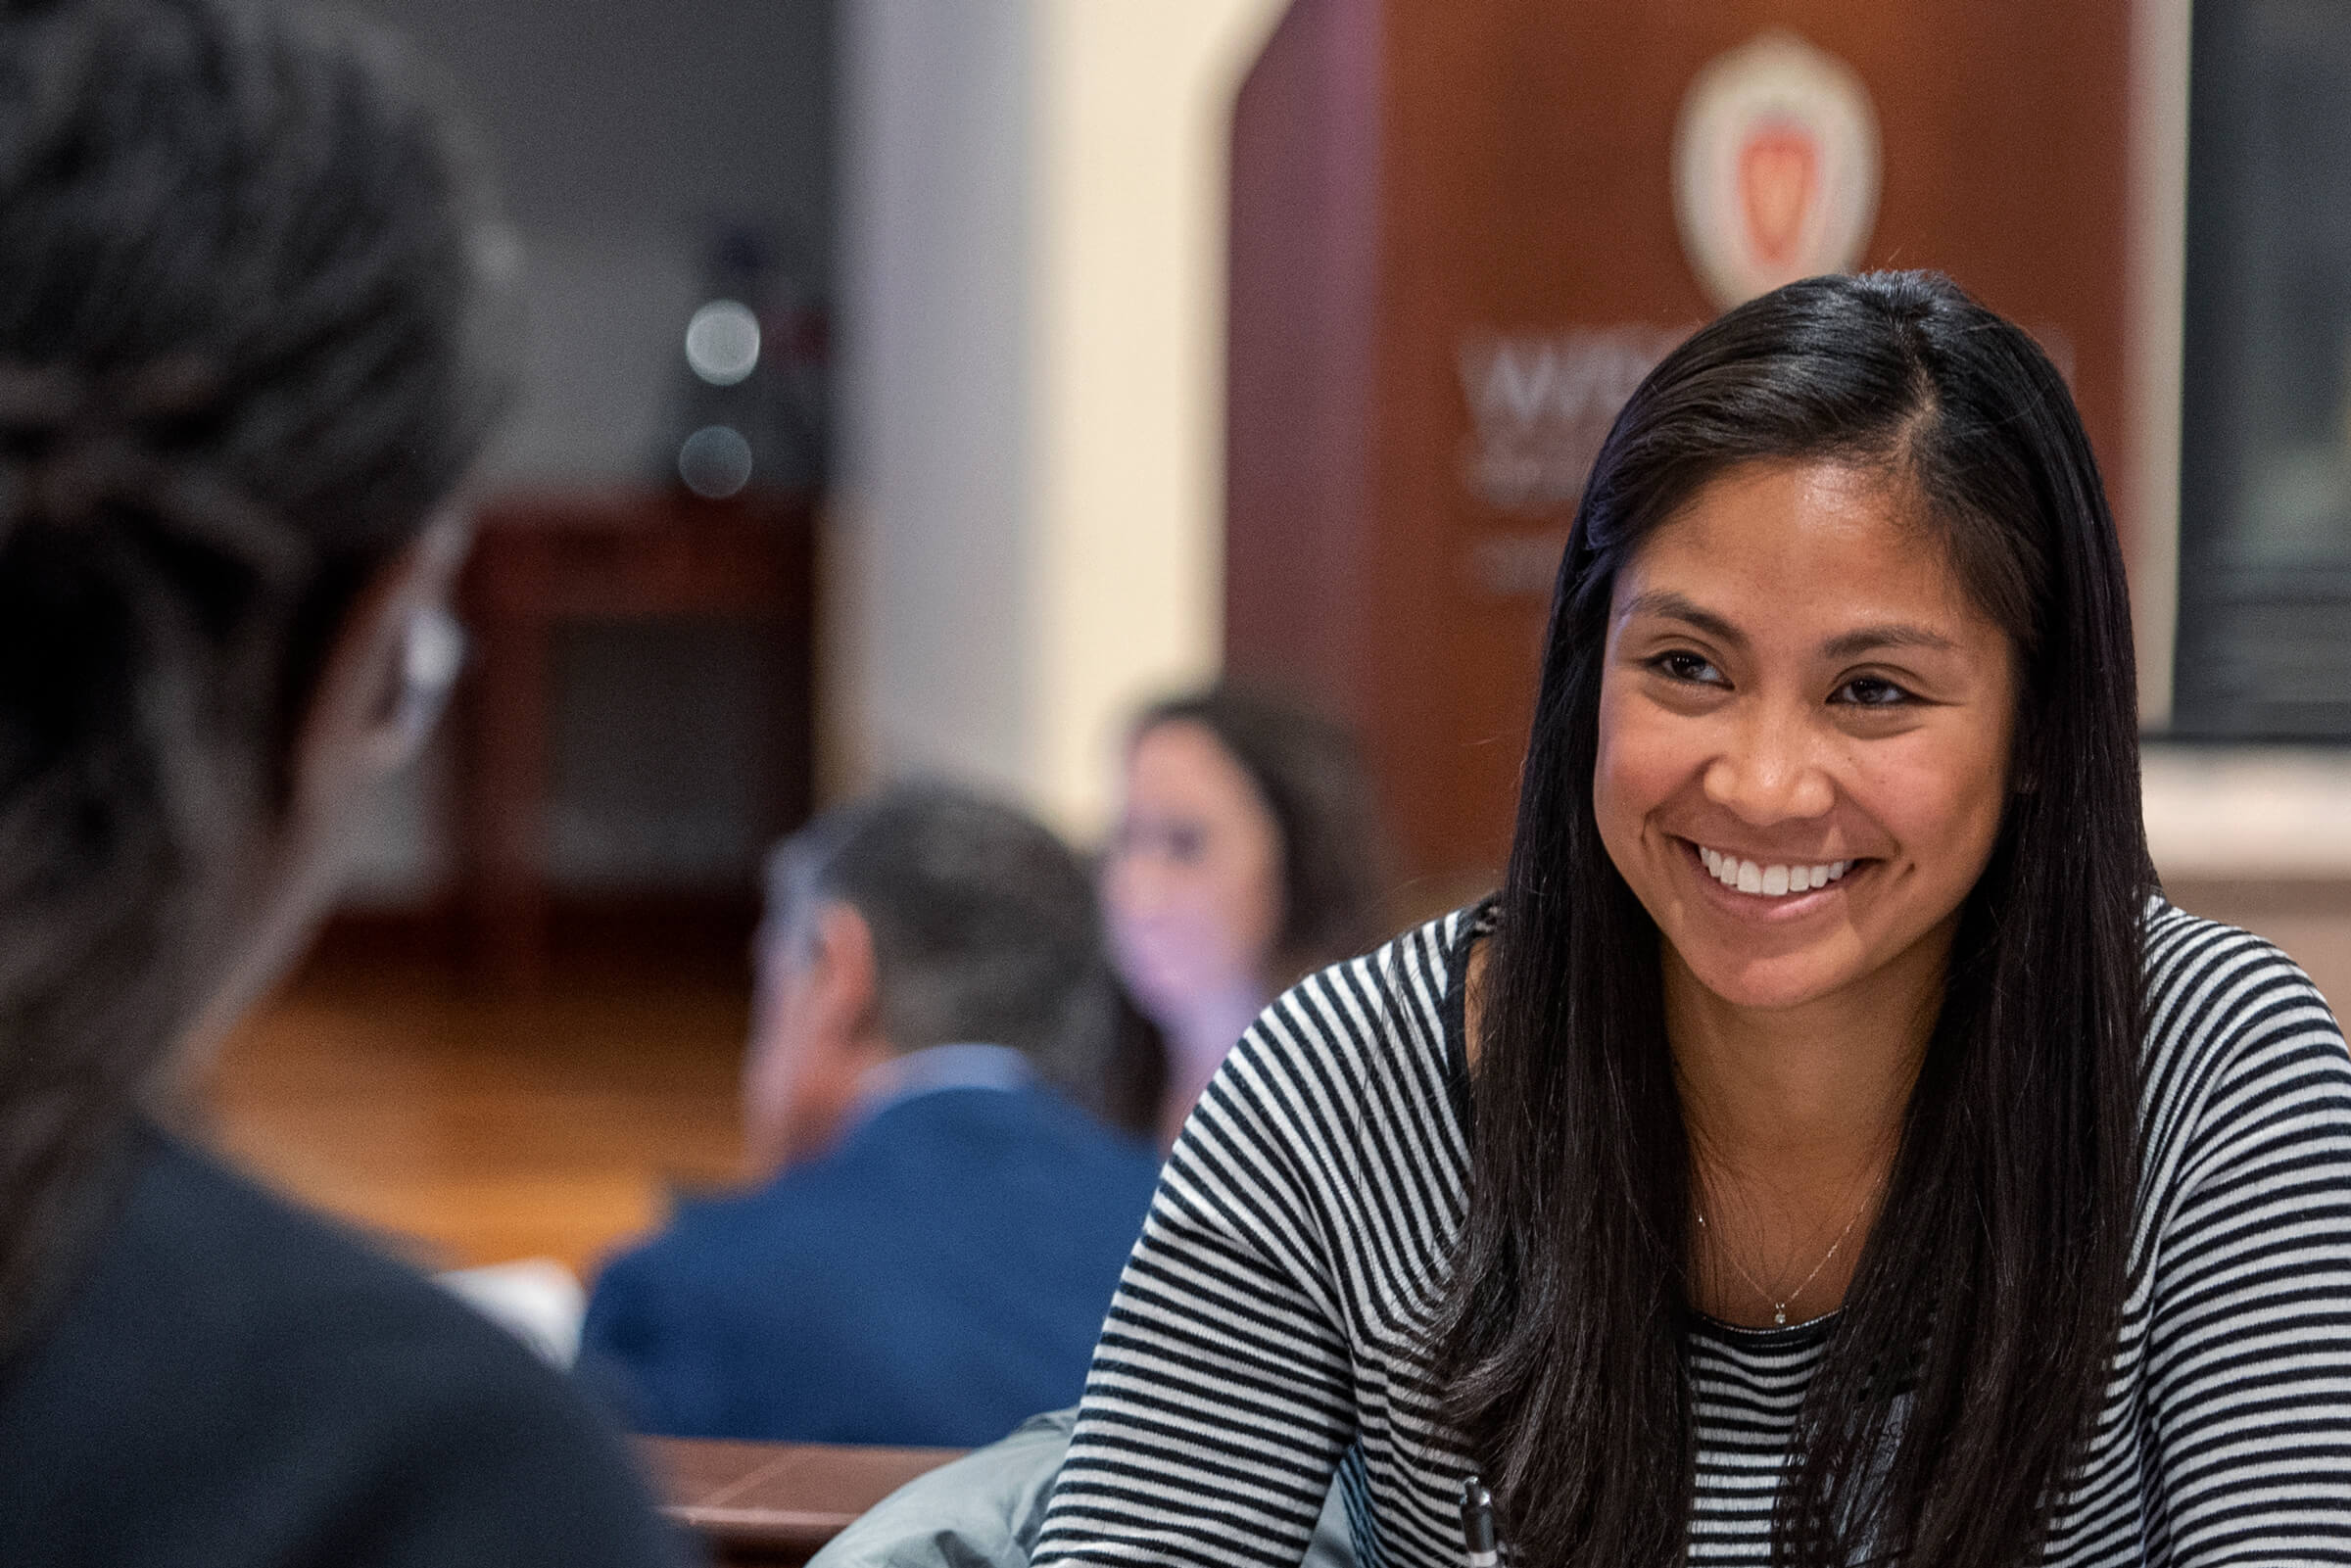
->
[455, 489, 815, 986]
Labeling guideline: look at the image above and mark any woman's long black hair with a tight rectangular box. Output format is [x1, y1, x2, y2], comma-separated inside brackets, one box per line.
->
[1433, 271, 2150, 1567]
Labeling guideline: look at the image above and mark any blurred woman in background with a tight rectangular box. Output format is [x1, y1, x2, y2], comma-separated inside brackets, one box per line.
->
[0, 1, 677, 1560]
[1099, 685, 1388, 1145]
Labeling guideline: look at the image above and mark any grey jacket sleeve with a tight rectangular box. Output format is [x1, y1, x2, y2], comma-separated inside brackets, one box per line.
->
[812, 1409, 1355, 1568]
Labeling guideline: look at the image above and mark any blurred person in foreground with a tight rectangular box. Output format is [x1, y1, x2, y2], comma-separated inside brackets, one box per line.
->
[0, 1, 682, 1563]
[579, 784, 1163, 1448]
[1100, 685, 1388, 1145]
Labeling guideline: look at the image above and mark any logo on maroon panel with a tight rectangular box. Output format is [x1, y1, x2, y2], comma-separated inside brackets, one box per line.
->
[1674, 33, 1880, 311]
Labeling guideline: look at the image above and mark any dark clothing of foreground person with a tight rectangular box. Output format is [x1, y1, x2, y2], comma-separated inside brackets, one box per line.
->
[0, 1127, 684, 1567]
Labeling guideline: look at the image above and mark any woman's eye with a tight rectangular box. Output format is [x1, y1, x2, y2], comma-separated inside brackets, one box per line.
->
[1651, 650, 1726, 687]
[1833, 676, 1913, 707]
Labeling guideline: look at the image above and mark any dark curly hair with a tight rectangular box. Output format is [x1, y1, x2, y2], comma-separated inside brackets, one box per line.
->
[0, 0, 513, 1346]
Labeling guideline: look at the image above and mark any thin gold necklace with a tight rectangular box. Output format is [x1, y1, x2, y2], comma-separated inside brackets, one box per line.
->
[1694, 1178, 1884, 1327]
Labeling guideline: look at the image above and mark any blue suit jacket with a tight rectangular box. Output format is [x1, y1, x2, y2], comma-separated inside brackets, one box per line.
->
[578, 1084, 1162, 1447]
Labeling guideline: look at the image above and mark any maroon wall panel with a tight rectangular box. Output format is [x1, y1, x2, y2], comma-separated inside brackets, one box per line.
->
[1228, 0, 2133, 907]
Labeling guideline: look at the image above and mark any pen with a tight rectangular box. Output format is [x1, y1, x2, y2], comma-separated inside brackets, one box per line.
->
[1460, 1474, 1498, 1568]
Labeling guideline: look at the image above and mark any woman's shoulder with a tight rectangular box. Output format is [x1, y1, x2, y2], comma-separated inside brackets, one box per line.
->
[1176, 911, 1477, 1281]
[2140, 899, 2341, 1060]
[1214, 907, 1477, 1140]
[104, 1131, 552, 1372]
[2138, 899, 2350, 1175]
[1269, 907, 1473, 1055]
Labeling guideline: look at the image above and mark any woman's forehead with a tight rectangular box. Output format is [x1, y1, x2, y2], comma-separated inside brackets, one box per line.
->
[1614, 459, 1990, 638]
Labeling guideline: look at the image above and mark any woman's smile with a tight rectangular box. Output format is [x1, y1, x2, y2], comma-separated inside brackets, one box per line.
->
[1677, 836, 1868, 921]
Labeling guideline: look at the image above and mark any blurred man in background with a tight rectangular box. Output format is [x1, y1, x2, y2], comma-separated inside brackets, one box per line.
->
[579, 784, 1161, 1447]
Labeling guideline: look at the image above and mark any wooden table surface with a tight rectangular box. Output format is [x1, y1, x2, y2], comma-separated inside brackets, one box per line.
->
[643, 1436, 966, 1565]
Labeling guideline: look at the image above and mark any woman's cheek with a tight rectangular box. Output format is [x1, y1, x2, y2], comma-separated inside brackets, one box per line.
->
[1114, 878, 1233, 992]
[1861, 727, 2006, 883]
[1594, 691, 1686, 848]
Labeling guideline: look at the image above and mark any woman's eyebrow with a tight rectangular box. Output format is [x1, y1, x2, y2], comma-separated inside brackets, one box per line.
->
[1820, 623, 1959, 659]
[1619, 591, 1959, 660]
[1618, 589, 1747, 648]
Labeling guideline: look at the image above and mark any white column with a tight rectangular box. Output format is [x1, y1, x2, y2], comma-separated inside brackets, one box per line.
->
[1024, 0, 1287, 834]
[833, 0, 1037, 801]
[832, 0, 1285, 838]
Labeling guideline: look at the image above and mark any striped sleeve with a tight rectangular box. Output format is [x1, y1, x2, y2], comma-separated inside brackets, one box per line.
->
[1032, 984, 1366, 1568]
[2141, 921, 2351, 1563]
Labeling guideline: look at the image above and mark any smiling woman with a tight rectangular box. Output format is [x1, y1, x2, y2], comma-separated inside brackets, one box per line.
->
[1594, 458, 2024, 1331]
[1029, 272, 2351, 1568]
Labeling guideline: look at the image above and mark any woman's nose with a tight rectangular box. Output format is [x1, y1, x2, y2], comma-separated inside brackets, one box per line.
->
[1701, 714, 1835, 825]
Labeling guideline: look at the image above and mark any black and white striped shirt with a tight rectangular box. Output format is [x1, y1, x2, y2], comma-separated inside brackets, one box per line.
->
[1033, 903, 2351, 1566]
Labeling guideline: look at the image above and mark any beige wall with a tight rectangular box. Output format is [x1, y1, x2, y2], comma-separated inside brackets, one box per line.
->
[2146, 748, 2351, 1015]
[833, 0, 1283, 838]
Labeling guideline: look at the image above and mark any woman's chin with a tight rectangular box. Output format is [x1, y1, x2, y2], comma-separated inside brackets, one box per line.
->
[1117, 941, 1257, 1020]
[1670, 940, 1870, 1016]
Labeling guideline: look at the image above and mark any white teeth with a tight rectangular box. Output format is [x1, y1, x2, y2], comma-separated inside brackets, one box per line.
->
[1696, 845, 1858, 898]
